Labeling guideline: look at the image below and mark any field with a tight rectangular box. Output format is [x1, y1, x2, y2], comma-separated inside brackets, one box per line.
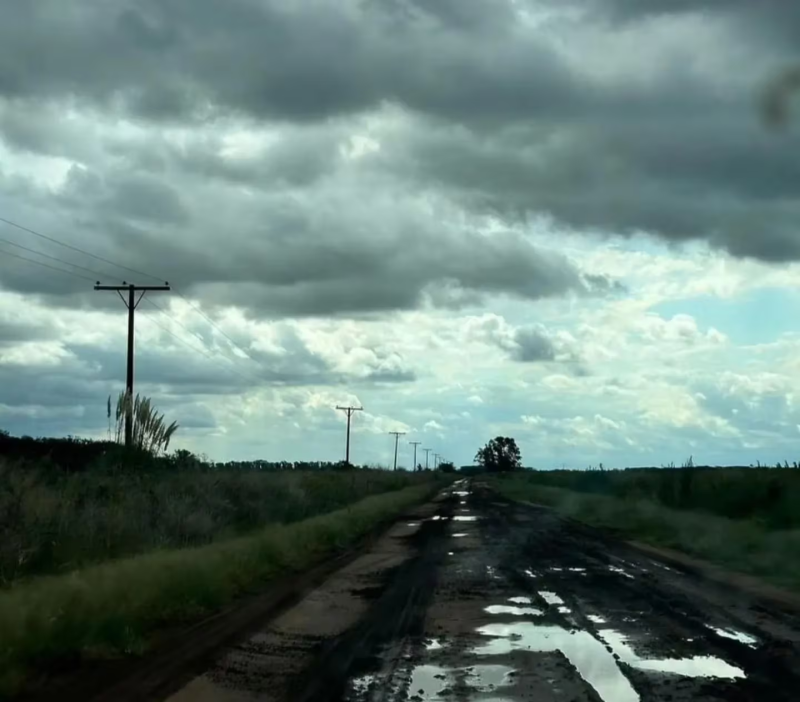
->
[492, 467, 800, 592]
[0, 458, 421, 585]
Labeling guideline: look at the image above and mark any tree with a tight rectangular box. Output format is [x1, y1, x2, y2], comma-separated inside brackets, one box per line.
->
[475, 437, 522, 472]
[438, 461, 456, 473]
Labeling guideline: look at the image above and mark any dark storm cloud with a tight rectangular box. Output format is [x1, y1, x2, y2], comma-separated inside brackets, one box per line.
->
[0, 0, 797, 269]
[511, 327, 557, 362]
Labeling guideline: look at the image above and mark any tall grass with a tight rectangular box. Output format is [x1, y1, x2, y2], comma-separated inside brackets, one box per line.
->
[0, 461, 423, 585]
[0, 484, 435, 698]
[515, 466, 800, 529]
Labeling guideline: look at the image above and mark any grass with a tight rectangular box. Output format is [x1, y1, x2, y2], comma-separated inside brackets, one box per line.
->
[513, 465, 800, 529]
[0, 482, 438, 698]
[0, 460, 423, 584]
[492, 476, 800, 594]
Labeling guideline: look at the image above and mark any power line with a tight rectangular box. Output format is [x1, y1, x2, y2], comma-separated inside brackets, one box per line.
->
[142, 297, 260, 380]
[0, 246, 97, 282]
[141, 308, 257, 385]
[0, 216, 164, 283]
[0, 215, 260, 367]
[0, 235, 121, 282]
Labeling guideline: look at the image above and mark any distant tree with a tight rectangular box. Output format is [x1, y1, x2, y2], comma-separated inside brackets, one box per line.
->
[474, 437, 522, 473]
[438, 461, 456, 473]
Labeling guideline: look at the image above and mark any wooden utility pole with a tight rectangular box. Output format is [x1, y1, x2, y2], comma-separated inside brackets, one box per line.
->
[409, 441, 421, 472]
[95, 281, 170, 447]
[423, 448, 432, 471]
[336, 405, 363, 467]
[389, 431, 406, 471]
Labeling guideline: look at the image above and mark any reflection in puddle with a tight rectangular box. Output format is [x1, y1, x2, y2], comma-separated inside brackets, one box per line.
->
[558, 606, 572, 615]
[406, 522, 420, 527]
[349, 673, 376, 695]
[454, 491, 470, 497]
[473, 622, 745, 702]
[705, 625, 758, 647]
[538, 591, 565, 605]
[485, 604, 544, 616]
[454, 515, 478, 522]
[453, 533, 468, 538]
[524, 569, 537, 578]
[509, 596, 532, 604]
[448, 551, 454, 556]
[425, 638, 445, 651]
[600, 630, 745, 680]
[407, 664, 451, 700]
[569, 567, 586, 573]
[609, 565, 635, 580]
[588, 615, 607, 625]
[473, 623, 639, 702]
[465, 664, 515, 693]
[430, 516, 443, 521]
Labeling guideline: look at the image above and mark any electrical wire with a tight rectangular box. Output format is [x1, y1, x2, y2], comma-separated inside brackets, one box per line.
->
[0, 235, 121, 282]
[0, 215, 260, 366]
[0, 246, 97, 282]
[142, 296, 258, 376]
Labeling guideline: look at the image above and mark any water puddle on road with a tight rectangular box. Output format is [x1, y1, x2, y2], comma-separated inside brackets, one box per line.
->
[588, 615, 608, 625]
[524, 569, 537, 578]
[473, 622, 746, 702]
[452, 533, 468, 538]
[609, 565, 635, 580]
[425, 638, 445, 651]
[485, 604, 544, 616]
[453, 515, 478, 522]
[407, 664, 451, 701]
[509, 596, 532, 604]
[465, 664, 516, 693]
[406, 522, 420, 527]
[538, 591, 565, 605]
[453, 490, 470, 497]
[704, 624, 758, 647]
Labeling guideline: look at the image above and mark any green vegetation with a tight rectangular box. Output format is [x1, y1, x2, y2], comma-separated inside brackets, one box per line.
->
[0, 459, 425, 584]
[474, 436, 522, 472]
[493, 473, 800, 593]
[507, 464, 800, 528]
[0, 483, 436, 698]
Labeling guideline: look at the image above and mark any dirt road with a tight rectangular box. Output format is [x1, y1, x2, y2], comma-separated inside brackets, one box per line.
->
[161, 479, 800, 701]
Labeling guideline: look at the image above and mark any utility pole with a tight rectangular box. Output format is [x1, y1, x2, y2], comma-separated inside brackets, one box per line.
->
[434, 453, 441, 469]
[423, 448, 432, 471]
[389, 431, 406, 471]
[336, 405, 363, 467]
[409, 441, 421, 472]
[95, 280, 170, 447]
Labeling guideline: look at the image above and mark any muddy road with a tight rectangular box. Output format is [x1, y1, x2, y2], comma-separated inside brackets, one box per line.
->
[161, 480, 800, 701]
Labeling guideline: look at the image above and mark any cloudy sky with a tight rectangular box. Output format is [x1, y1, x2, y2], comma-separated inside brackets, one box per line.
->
[1, 0, 799, 468]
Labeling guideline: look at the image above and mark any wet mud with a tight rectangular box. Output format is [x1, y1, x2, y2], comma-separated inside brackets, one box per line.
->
[55, 479, 800, 701]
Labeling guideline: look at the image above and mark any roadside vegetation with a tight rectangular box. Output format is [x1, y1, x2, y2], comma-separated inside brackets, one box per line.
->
[0, 483, 437, 698]
[492, 466, 800, 593]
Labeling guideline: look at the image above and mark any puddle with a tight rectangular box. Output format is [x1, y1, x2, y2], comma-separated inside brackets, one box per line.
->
[705, 625, 758, 647]
[406, 522, 420, 527]
[453, 533, 468, 538]
[349, 673, 377, 695]
[609, 566, 635, 580]
[460, 500, 467, 505]
[588, 615, 607, 625]
[569, 567, 586, 573]
[407, 664, 451, 700]
[524, 569, 537, 578]
[473, 623, 640, 702]
[454, 491, 470, 497]
[473, 622, 745, 702]
[558, 606, 572, 615]
[425, 638, 445, 651]
[650, 560, 678, 573]
[538, 591, 565, 605]
[600, 630, 745, 680]
[464, 664, 515, 693]
[485, 604, 544, 616]
[509, 596, 532, 604]
[448, 551, 454, 556]
[430, 516, 443, 521]
[550, 567, 564, 572]
[454, 515, 477, 522]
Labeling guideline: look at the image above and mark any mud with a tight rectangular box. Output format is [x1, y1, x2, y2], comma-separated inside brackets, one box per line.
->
[40, 480, 800, 701]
